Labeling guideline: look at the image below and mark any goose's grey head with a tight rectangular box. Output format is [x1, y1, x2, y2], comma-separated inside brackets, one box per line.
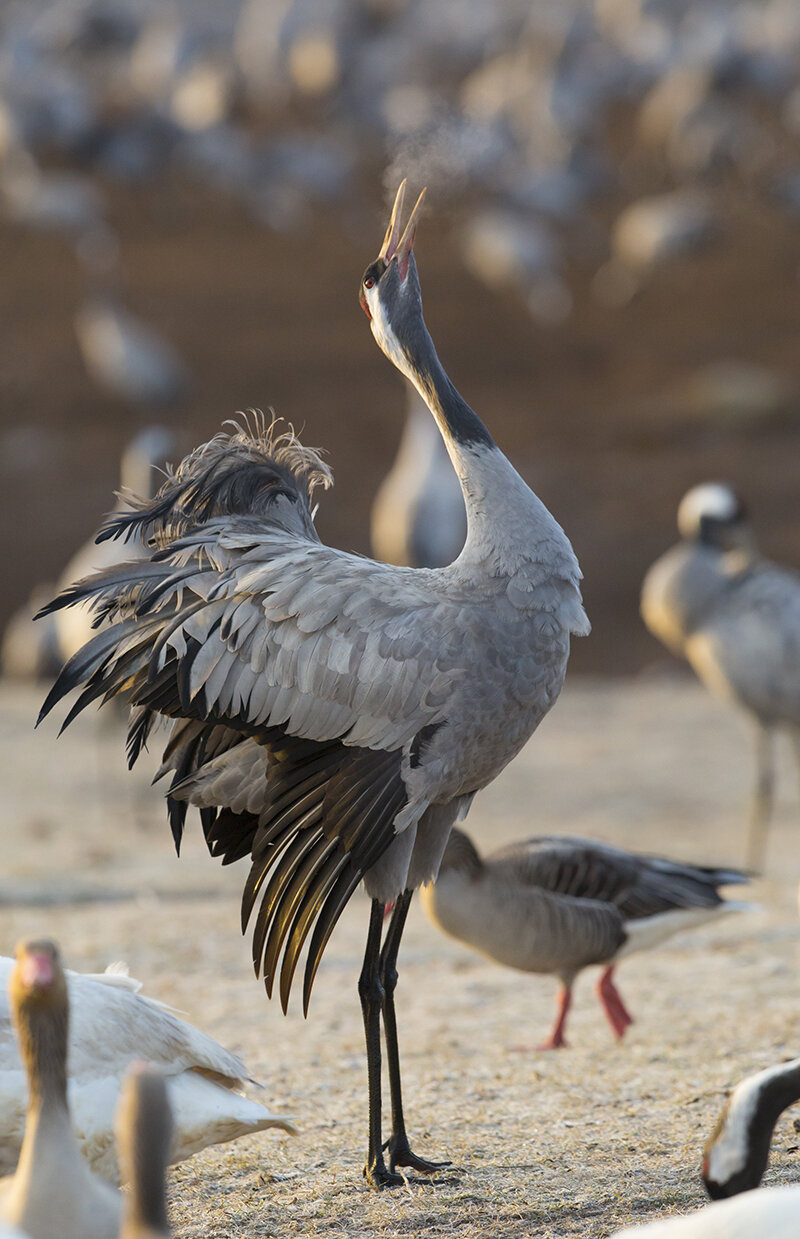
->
[677, 483, 750, 551]
[360, 181, 427, 382]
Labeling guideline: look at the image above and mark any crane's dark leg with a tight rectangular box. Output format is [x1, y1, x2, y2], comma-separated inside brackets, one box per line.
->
[380, 889, 451, 1176]
[748, 725, 774, 874]
[360, 898, 402, 1190]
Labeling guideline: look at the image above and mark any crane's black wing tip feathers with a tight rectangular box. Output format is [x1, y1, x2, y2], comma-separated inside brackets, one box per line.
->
[238, 733, 406, 1014]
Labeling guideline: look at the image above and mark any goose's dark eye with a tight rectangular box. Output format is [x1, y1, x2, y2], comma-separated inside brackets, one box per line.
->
[364, 276, 375, 289]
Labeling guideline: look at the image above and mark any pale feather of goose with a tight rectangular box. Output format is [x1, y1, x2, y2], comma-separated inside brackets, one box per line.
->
[610, 1184, 800, 1238]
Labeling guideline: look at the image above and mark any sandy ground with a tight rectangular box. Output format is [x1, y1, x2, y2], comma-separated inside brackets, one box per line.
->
[1, 675, 799, 1237]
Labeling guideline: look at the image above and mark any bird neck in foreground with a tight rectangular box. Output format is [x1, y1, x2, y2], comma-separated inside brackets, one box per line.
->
[746, 1060, 800, 1127]
[708, 1059, 800, 1186]
[6, 1000, 83, 1220]
[14, 997, 69, 1116]
[119, 1101, 171, 1238]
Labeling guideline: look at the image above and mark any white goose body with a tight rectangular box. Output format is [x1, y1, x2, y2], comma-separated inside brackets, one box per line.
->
[611, 1185, 800, 1238]
[0, 957, 294, 1182]
[422, 830, 748, 1047]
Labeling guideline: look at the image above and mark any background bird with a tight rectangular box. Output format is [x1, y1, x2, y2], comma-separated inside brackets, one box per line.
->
[610, 1184, 800, 1238]
[37, 182, 589, 1189]
[370, 379, 466, 568]
[703, 1058, 800, 1200]
[422, 828, 749, 1048]
[641, 482, 800, 871]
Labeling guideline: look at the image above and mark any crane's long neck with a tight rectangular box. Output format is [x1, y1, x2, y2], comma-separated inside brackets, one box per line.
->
[400, 320, 562, 568]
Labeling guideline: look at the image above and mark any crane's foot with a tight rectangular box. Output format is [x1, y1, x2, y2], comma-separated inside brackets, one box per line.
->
[383, 1133, 451, 1175]
[363, 1155, 405, 1190]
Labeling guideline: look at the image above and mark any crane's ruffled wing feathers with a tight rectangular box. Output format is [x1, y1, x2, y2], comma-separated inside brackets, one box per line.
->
[99, 413, 331, 549]
[242, 733, 407, 1014]
[488, 835, 746, 919]
[37, 418, 467, 1010]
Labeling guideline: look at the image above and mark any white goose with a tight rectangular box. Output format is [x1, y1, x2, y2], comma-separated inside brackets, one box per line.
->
[421, 829, 749, 1048]
[611, 1185, 800, 1237]
[0, 954, 295, 1183]
[703, 1058, 800, 1199]
[0, 940, 121, 1239]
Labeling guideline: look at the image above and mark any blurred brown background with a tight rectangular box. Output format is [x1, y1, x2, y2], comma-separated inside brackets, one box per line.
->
[2, 0, 800, 675]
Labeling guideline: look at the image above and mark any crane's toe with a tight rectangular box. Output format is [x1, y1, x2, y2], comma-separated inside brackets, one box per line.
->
[363, 1157, 406, 1190]
[383, 1133, 452, 1176]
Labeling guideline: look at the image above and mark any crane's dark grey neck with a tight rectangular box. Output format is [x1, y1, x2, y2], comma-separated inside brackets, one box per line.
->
[406, 322, 494, 452]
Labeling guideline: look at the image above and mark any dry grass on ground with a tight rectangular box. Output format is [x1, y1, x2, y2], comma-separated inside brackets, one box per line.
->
[1, 677, 798, 1237]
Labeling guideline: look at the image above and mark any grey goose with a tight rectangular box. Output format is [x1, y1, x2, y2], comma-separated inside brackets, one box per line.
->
[422, 829, 749, 1048]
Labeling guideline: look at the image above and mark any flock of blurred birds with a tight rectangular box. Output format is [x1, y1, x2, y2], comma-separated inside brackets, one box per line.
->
[3, 0, 800, 343]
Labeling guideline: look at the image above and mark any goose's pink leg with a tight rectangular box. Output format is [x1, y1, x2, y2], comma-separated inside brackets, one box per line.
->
[595, 965, 633, 1040]
[536, 983, 572, 1050]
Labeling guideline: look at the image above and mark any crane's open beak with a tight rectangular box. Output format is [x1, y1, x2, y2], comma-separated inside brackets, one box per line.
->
[380, 180, 426, 280]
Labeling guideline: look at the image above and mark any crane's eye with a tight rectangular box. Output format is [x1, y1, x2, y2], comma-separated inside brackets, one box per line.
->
[364, 276, 375, 289]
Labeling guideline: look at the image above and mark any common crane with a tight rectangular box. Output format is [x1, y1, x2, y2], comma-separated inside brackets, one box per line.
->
[641, 483, 800, 872]
[38, 182, 589, 1188]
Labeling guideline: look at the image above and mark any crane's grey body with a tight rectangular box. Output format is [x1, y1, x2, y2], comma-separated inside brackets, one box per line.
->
[642, 483, 800, 868]
[423, 829, 747, 1046]
[39, 182, 588, 1185]
[370, 381, 466, 569]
